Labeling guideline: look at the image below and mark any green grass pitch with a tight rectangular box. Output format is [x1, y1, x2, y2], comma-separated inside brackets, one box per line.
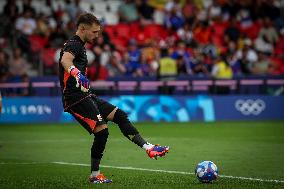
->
[0, 121, 284, 189]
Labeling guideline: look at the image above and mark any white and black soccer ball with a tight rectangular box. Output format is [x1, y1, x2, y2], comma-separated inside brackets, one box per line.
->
[195, 161, 218, 183]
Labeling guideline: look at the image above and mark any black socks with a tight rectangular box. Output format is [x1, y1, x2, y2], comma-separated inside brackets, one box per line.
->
[91, 128, 109, 171]
[113, 109, 146, 147]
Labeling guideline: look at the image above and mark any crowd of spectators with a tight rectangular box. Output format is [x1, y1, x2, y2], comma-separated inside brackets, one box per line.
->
[0, 0, 284, 84]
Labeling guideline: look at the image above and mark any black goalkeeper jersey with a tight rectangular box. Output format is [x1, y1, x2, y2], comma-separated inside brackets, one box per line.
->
[58, 35, 89, 100]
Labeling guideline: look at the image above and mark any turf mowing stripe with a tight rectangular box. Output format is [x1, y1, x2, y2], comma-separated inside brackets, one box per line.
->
[0, 162, 45, 165]
[52, 161, 284, 184]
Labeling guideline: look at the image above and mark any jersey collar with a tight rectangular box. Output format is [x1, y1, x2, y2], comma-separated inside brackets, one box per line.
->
[74, 35, 85, 45]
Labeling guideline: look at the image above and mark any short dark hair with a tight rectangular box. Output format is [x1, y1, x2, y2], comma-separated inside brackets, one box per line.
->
[76, 13, 101, 28]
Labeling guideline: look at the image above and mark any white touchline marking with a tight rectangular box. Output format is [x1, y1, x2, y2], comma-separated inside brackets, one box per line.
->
[1, 161, 283, 183]
[52, 162, 284, 184]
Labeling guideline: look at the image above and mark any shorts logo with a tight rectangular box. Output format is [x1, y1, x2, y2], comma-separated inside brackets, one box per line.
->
[97, 114, 103, 121]
[235, 99, 266, 115]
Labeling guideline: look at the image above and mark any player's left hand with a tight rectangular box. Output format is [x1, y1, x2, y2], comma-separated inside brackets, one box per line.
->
[69, 66, 90, 92]
[75, 72, 90, 92]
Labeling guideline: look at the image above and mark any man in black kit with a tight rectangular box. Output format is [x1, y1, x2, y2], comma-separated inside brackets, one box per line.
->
[58, 13, 169, 184]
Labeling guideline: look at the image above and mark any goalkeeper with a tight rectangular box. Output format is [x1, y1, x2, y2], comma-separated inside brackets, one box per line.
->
[58, 13, 169, 184]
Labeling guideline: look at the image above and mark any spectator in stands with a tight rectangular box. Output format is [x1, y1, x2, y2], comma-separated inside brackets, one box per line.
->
[210, 54, 233, 94]
[64, 0, 83, 22]
[136, 0, 155, 23]
[254, 17, 279, 54]
[226, 41, 242, 76]
[220, 0, 240, 19]
[260, 17, 279, 44]
[8, 48, 31, 81]
[171, 41, 191, 75]
[23, 0, 36, 17]
[0, 51, 9, 82]
[15, 10, 37, 36]
[276, 27, 284, 53]
[236, 38, 258, 74]
[165, 7, 185, 30]
[118, 0, 139, 23]
[3, 0, 19, 22]
[140, 40, 159, 76]
[249, 51, 275, 75]
[194, 21, 212, 45]
[0, 0, 283, 80]
[165, 0, 182, 16]
[152, 4, 165, 25]
[0, 2, 16, 48]
[158, 48, 177, 79]
[124, 39, 143, 76]
[253, 0, 280, 21]
[191, 51, 210, 77]
[38, 0, 54, 17]
[100, 44, 112, 67]
[207, 0, 222, 21]
[237, 6, 253, 30]
[182, 0, 199, 25]
[15, 10, 36, 58]
[106, 47, 126, 77]
[35, 14, 50, 37]
[177, 23, 194, 46]
[254, 36, 274, 55]
[224, 17, 240, 43]
[211, 55, 233, 79]
[227, 52, 242, 76]
[49, 26, 68, 48]
[64, 20, 77, 39]
[202, 38, 218, 61]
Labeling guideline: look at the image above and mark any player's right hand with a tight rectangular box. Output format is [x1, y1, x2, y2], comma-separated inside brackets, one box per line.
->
[69, 66, 90, 92]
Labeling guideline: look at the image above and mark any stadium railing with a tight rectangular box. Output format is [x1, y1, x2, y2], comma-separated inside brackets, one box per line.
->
[0, 76, 284, 96]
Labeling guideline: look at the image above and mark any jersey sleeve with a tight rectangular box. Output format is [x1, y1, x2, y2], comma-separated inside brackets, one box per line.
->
[62, 41, 82, 57]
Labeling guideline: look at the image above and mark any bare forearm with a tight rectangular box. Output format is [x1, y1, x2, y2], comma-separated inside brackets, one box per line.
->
[61, 60, 74, 73]
[60, 52, 76, 73]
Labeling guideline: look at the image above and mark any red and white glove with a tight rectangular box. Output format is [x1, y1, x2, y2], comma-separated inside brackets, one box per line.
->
[68, 66, 90, 92]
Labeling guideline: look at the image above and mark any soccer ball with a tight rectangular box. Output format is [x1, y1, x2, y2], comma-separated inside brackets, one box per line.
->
[195, 161, 218, 183]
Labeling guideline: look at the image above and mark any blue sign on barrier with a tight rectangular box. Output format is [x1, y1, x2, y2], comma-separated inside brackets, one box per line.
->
[0, 97, 63, 123]
[0, 96, 283, 123]
[212, 96, 284, 120]
[106, 95, 215, 122]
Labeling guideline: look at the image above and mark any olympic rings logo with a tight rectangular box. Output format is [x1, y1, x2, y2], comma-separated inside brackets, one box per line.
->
[235, 99, 266, 115]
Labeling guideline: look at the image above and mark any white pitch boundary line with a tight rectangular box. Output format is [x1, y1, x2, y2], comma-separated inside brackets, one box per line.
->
[52, 161, 284, 184]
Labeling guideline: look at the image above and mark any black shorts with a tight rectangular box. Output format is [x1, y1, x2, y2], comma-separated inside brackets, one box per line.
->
[65, 95, 116, 134]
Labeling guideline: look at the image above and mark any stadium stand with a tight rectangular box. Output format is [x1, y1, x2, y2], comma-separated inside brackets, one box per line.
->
[0, 0, 283, 96]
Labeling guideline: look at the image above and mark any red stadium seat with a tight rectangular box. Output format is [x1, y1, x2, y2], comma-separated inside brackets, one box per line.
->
[240, 23, 261, 40]
[144, 24, 167, 40]
[40, 48, 56, 67]
[103, 25, 115, 39]
[270, 57, 284, 74]
[210, 21, 228, 47]
[113, 24, 130, 39]
[111, 37, 128, 51]
[29, 35, 48, 53]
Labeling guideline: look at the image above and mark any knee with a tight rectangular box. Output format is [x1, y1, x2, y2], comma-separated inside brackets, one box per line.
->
[94, 128, 109, 139]
[93, 124, 108, 134]
[112, 109, 138, 137]
[113, 109, 128, 124]
[91, 128, 109, 159]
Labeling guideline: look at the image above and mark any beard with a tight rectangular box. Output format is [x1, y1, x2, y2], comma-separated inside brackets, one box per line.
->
[87, 37, 97, 44]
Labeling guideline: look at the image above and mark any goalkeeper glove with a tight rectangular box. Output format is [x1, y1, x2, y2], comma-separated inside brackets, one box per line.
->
[68, 66, 90, 92]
